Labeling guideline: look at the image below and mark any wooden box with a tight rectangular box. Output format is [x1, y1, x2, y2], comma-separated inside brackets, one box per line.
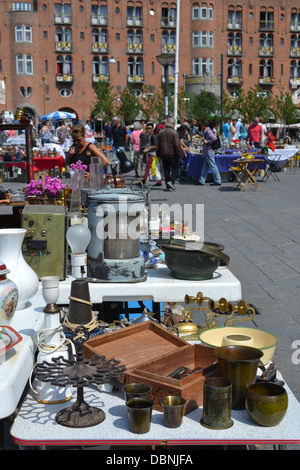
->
[83, 322, 217, 414]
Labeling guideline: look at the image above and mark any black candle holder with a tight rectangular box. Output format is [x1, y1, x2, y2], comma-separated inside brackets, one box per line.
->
[34, 325, 126, 428]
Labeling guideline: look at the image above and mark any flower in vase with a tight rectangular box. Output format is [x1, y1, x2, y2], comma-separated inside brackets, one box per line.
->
[70, 160, 88, 172]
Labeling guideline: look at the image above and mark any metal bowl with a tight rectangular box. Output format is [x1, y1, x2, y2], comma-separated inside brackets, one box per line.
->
[160, 241, 230, 280]
[246, 383, 288, 427]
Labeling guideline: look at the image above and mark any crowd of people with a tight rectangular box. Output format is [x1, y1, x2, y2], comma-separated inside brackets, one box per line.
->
[1, 113, 283, 190]
[222, 117, 267, 149]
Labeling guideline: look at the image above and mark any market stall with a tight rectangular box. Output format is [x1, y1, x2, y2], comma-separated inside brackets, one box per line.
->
[187, 152, 266, 178]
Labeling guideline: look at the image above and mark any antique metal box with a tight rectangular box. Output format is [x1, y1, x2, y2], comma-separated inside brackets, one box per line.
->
[21, 205, 68, 280]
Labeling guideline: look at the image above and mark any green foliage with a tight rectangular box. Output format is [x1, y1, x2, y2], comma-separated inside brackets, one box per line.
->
[117, 86, 143, 125]
[91, 81, 117, 120]
[184, 91, 221, 126]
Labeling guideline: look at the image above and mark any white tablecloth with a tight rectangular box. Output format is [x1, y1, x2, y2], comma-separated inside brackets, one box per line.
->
[267, 148, 298, 167]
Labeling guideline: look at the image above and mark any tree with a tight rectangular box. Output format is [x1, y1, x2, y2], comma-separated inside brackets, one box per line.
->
[184, 91, 221, 125]
[91, 80, 117, 121]
[117, 86, 143, 124]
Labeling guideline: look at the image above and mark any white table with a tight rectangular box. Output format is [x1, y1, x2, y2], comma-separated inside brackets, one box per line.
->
[54, 265, 242, 305]
[267, 148, 298, 168]
[9, 379, 300, 448]
[0, 266, 241, 420]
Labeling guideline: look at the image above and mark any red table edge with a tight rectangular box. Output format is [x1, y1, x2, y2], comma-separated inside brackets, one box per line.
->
[9, 436, 300, 447]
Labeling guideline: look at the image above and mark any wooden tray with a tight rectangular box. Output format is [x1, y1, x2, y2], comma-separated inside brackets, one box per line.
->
[127, 344, 217, 414]
[83, 322, 189, 379]
[83, 322, 217, 414]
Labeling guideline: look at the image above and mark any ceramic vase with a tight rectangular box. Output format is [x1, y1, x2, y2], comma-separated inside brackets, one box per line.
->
[0, 229, 39, 310]
[0, 262, 18, 324]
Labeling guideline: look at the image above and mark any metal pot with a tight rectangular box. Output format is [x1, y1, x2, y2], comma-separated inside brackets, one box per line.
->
[159, 239, 230, 281]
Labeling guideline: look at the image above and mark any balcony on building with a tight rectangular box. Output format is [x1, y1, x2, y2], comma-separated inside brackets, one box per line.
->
[56, 74, 74, 83]
[93, 74, 110, 83]
[291, 22, 300, 32]
[127, 43, 143, 54]
[259, 20, 274, 31]
[55, 14, 72, 25]
[227, 21, 243, 31]
[92, 42, 108, 53]
[91, 15, 108, 26]
[128, 74, 144, 84]
[162, 43, 176, 54]
[126, 15, 143, 27]
[161, 17, 176, 28]
[55, 41, 72, 53]
[258, 76, 275, 85]
[227, 45, 243, 56]
[227, 76, 243, 85]
[259, 45, 274, 57]
[162, 75, 175, 84]
[290, 47, 300, 58]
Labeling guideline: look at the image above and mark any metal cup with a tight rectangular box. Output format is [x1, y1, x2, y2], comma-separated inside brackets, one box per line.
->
[200, 377, 233, 430]
[160, 396, 186, 428]
[126, 397, 154, 434]
[122, 383, 152, 402]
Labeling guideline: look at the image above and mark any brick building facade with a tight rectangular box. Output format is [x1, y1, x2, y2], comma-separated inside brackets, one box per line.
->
[0, 0, 300, 122]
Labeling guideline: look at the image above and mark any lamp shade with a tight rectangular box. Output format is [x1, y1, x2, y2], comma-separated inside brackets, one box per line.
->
[156, 54, 175, 67]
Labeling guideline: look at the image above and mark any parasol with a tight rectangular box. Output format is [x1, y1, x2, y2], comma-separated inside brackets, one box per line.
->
[41, 111, 76, 120]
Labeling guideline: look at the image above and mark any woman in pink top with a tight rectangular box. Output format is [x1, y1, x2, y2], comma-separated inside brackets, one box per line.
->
[130, 121, 143, 177]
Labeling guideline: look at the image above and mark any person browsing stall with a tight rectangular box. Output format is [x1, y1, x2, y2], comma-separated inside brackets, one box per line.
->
[65, 124, 109, 179]
[195, 121, 221, 186]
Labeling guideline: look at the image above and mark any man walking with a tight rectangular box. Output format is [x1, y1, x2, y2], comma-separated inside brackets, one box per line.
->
[112, 116, 128, 154]
[196, 121, 221, 186]
[156, 117, 182, 191]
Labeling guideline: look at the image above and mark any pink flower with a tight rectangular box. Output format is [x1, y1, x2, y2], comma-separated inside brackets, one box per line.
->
[70, 160, 88, 171]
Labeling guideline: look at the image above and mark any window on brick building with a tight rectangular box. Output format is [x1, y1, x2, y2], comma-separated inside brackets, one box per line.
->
[16, 54, 33, 74]
[161, 7, 176, 27]
[56, 55, 72, 75]
[15, 25, 32, 43]
[91, 5, 108, 25]
[93, 56, 109, 76]
[259, 9, 274, 30]
[55, 3, 72, 24]
[259, 59, 273, 78]
[55, 27, 72, 43]
[192, 32, 200, 47]
[127, 6, 143, 26]
[193, 3, 213, 20]
[128, 57, 144, 79]
[193, 58, 200, 75]
[162, 30, 176, 53]
[291, 11, 300, 31]
[291, 34, 300, 49]
[13, 3, 31, 11]
[228, 59, 242, 79]
[228, 8, 242, 29]
[127, 30, 143, 51]
[290, 60, 300, 79]
[20, 86, 31, 98]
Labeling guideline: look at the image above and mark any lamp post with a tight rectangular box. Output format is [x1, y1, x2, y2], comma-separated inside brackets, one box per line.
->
[156, 53, 175, 116]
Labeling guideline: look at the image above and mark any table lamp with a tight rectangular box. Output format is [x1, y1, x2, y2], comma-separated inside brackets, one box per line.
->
[66, 223, 91, 278]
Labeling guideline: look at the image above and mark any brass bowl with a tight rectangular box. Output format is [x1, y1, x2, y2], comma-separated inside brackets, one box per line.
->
[246, 383, 288, 427]
[199, 327, 277, 365]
